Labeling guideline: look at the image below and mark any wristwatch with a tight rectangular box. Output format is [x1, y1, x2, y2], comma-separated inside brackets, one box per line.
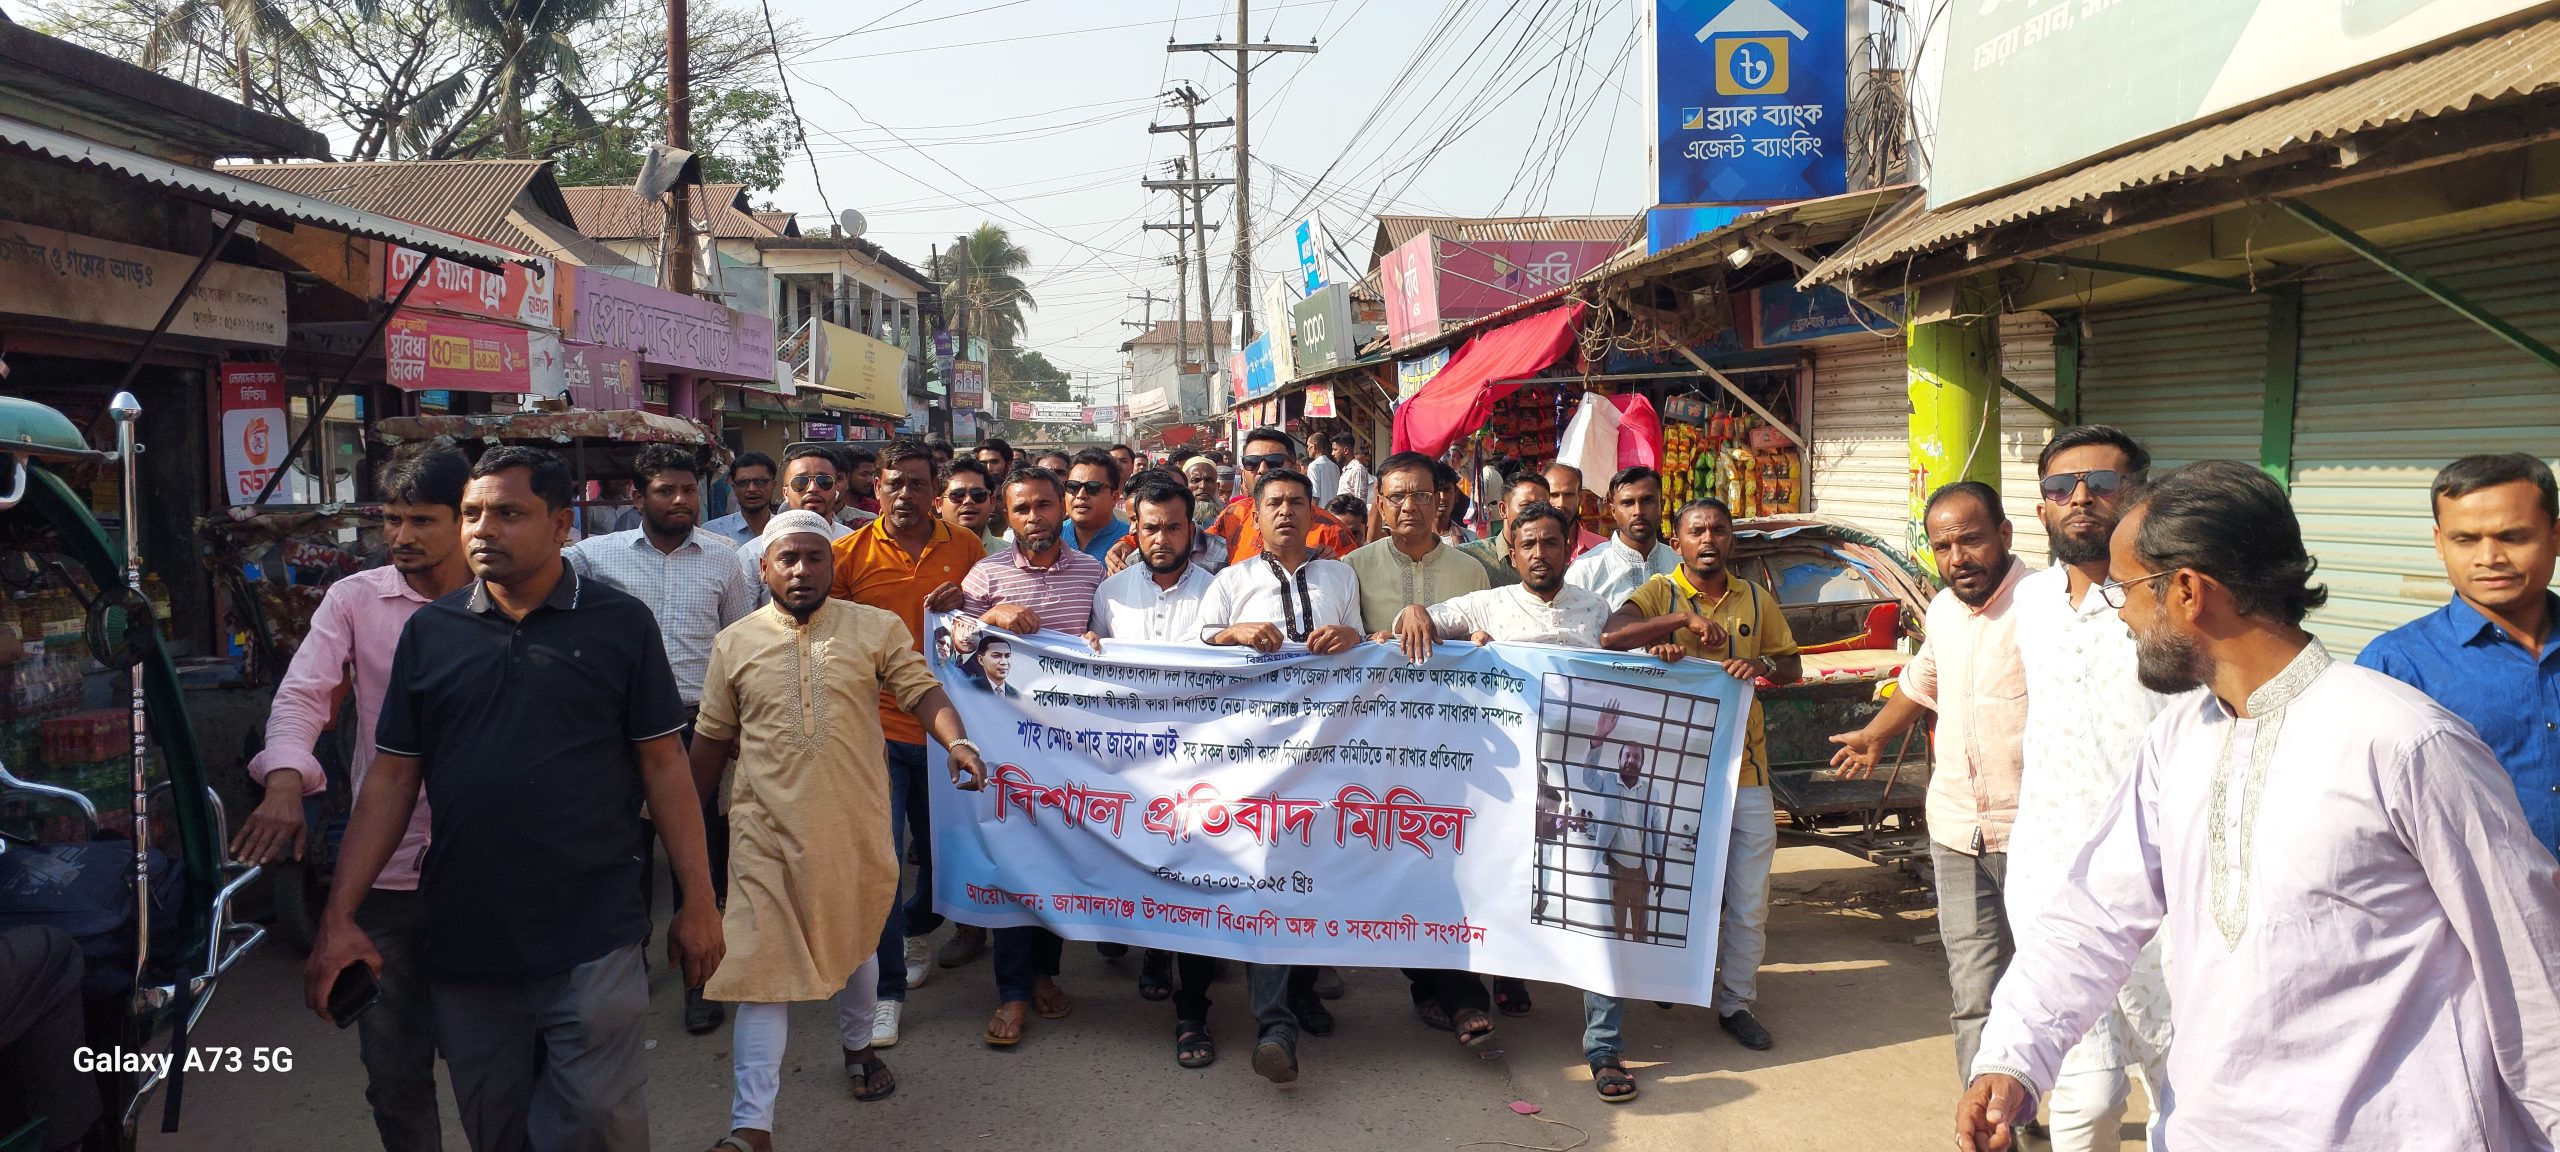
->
[948, 738, 982, 757]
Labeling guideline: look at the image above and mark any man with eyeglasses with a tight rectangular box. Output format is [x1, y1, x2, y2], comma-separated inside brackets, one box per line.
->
[1196, 465, 1363, 1087]
[1960, 461, 2560, 1152]
[1202, 428, 1354, 564]
[735, 445, 854, 605]
[1828, 480, 2029, 1088]
[1063, 447, 1132, 561]
[941, 458, 1006, 552]
[1994, 427, 2176, 1152]
[831, 439, 985, 1048]
[704, 452, 778, 546]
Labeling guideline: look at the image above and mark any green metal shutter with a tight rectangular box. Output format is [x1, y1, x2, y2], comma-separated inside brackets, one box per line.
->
[2290, 222, 2560, 658]
[1809, 336, 1915, 549]
[1999, 311, 2061, 566]
[2077, 291, 2272, 470]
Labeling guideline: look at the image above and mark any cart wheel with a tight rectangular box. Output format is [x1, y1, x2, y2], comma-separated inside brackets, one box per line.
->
[270, 858, 325, 955]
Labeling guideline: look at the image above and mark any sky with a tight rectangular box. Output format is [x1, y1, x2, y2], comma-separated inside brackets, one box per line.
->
[755, 0, 1656, 404]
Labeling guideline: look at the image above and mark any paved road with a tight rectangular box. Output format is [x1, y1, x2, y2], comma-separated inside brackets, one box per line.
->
[141, 847, 2144, 1151]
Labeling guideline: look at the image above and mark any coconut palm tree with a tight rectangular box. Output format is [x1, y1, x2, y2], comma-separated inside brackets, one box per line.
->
[431, 0, 615, 158]
[935, 223, 1037, 352]
[142, 0, 318, 112]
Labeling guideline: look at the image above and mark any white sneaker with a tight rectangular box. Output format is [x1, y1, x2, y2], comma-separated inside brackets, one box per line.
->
[871, 999, 902, 1048]
[903, 936, 934, 990]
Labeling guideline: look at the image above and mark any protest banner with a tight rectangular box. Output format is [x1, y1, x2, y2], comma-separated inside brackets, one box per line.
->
[925, 616, 1753, 1005]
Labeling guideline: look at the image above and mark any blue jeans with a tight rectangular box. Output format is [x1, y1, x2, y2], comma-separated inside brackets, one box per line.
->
[1582, 992, 1623, 1063]
[992, 928, 1062, 1004]
[875, 740, 938, 1001]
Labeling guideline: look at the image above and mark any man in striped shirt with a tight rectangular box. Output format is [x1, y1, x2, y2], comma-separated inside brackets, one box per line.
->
[956, 465, 1106, 1049]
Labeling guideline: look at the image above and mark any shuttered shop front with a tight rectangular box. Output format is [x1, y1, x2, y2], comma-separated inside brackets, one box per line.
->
[1998, 312, 2061, 566]
[2077, 291, 2270, 470]
[2290, 222, 2560, 657]
[1808, 336, 1913, 548]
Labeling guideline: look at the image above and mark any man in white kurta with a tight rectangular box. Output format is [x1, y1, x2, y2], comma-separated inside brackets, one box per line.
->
[1963, 462, 2560, 1151]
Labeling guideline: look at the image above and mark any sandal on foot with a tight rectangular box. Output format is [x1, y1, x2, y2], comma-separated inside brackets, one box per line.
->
[1591, 1055, 1638, 1103]
[1414, 1000, 1454, 1032]
[1174, 1020, 1216, 1069]
[709, 1131, 764, 1152]
[982, 1001, 1028, 1047]
[1033, 982, 1073, 1020]
[1453, 1008, 1496, 1048]
[845, 1050, 896, 1103]
[1138, 951, 1174, 1002]
[1491, 977, 1533, 1016]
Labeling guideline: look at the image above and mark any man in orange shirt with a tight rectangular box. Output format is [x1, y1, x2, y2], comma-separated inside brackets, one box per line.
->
[1208, 427, 1353, 562]
[831, 439, 984, 1048]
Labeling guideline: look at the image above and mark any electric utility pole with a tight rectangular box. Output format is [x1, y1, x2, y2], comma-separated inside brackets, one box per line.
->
[665, 0, 694, 298]
[1125, 290, 1167, 329]
[1147, 107, 1229, 384]
[1169, 1, 1315, 346]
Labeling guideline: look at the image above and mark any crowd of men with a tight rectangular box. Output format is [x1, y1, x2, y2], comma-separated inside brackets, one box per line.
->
[211, 418, 2560, 1152]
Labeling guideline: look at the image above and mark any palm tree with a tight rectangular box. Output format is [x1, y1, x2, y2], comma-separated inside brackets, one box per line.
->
[935, 223, 1038, 352]
[434, 0, 615, 159]
[143, 0, 319, 112]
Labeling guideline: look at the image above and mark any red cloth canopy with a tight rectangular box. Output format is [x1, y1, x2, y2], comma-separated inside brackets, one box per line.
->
[1392, 302, 1588, 460]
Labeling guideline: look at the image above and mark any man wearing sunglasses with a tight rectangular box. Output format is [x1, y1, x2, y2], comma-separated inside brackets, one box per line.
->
[736, 444, 854, 604]
[1197, 428, 1354, 565]
[2000, 426, 2174, 1152]
[941, 458, 1006, 553]
[1829, 480, 2029, 1088]
[1062, 448, 1132, 561]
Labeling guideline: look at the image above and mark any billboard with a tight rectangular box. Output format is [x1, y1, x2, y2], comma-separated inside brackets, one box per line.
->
[1239, 334, 1280, 401]
[1930, 0, 2543, 207]
[1750, 283, 1896, 346]
[566, 266, 775, 380]
[1383, 232, 1442, 350]
[383, 312, 541, 393]
[218, 364, 288, 506]
[814, 321, 907, 417]
[1295, 217, 1325, 295]
[1654, 0, 1847, 207]
[1384, 229, 1618, 347]
[387, 244, 555, 329]
[1292, 282, 1356, 376]
[950, 360, 986, 410]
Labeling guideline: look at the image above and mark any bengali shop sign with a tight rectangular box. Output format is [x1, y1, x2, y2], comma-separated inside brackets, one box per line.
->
[218, 363, 289, 506]
[386, 244, 554, 328]
[1653, 0, 1846, 205]
[925, 618, 1752, 1002]
[567, 267, 775, 379]
[383, 312, 539, 393]
[0, 221, 285, 347]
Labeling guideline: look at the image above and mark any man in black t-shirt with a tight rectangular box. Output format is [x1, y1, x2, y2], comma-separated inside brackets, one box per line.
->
[304, 446, 724, 1152]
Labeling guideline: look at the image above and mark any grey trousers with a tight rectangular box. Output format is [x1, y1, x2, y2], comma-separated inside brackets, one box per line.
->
[1931, 841, 2013, 1084]
[354, 888, 442, 1152]
[433, 942, 651, 1152]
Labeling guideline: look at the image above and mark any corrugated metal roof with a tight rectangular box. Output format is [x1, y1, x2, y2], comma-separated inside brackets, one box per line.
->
[1119, 319, 1231, 352]
[1371, 214, 1640, 262]
[219, 160, 548, 242]
[559, 183, 779, 240]
[1808, 15, 2560, 286]
[0, 118, 529, 271]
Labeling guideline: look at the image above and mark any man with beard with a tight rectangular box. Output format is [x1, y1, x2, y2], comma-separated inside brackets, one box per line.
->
[1829, 480, 2027, 1084]
[1599, 496, 1801, 1059]
[977, 437, 1016, 478]
[695, 509, 988, 1151]
[569, 443, 757, 1034]
[1461, 476, 1557, 587]
[840, 446, 882, 525]
[2000, 427, 2174, 1151]
[1335, 436, 1373, 505]
[236, 443, 474, 1152]
[737, 445, 855, 604]
[955, 466, 1109, 1042]
[306, 446, 723, 1152]
[1197, 466, 1365, 1087]
[702, 452, 778, 546]
[1063, 448, 1132, 560]
[1959, 461, 2560, 1152]
[1565, 467, 1680, 607]
[1082, 478, 1224, 1068]
[2360, 453, 2560, 857]
[830, 439, 983, 1047]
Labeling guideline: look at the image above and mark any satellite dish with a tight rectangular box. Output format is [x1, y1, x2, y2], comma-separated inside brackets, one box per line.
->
[837, 209, 868, 239]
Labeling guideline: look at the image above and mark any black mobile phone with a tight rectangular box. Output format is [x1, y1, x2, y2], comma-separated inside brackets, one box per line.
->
[327, 962, 381, 1029]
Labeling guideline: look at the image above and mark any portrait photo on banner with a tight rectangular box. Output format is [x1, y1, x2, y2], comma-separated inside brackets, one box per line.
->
[1535, 673, 1723, 949]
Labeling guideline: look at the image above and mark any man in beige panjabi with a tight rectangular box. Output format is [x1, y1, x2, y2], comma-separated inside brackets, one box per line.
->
[687, 510, 988, 1152]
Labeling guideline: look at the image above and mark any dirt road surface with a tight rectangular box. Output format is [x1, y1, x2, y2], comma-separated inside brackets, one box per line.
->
[141, 847, 2145, 1151]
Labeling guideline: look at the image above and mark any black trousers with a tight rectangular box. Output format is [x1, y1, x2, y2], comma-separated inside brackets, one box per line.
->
[1168, 953, 1219, 1024]
[1402, 968, 1492, 1016]
[0, 926, 101, 1152]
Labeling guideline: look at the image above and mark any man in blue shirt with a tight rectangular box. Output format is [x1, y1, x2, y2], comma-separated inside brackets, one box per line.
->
[1062, 447, 1132, 561]
[2359, 452, 2560, 855]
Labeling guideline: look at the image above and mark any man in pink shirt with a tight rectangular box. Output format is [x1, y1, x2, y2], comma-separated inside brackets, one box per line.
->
[231, 443, 473, 1152]
[1828, 481, 2028, 1086]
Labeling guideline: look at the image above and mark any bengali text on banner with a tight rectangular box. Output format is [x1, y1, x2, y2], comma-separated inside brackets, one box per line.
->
[923, 616, 1752, 1004]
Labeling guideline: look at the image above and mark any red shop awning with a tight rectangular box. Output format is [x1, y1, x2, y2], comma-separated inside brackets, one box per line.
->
[1392, 302, 1587, 460]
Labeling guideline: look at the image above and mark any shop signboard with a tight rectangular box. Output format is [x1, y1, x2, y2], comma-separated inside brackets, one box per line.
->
[1292, 283, 1356, 376]
[558, 342, 642, 410]
[934, 328, 955, 357]
[1434, 239, 1620, 318]
[0, 221, 285, 346]
[1010, 401, 1035, 421]
[1653, 0, 1847, 207]
[1295, 216, 1325, 295]
[804, 422, 843, 441]
[1260, 278, 1298, 385]
[954, 410, 979, 440]
[1239, 333, 1280, 401]
[1087, 405, 1124, 425]
[951, 360, 987, 410]
[1018, 401, 1084, 424]
[218, 363, 289, 506]
[1305, 385, 1338, 420]
[814, 321, 907, 417]
[1382, 231, 1441, 350]
[1227, 351, 1249, 403]
[1130, 388, 1172, 418]
[384, 312, 541, 393]
[386, 244, 555, 328]
[1397, 347, 1453, 400]
[1750, 283, 1896, 346]
[1931, 0, 2541, 208]
[566, 266, 775, 380]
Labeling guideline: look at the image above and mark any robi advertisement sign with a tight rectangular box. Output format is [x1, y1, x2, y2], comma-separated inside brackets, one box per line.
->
[220, 363, 290, 506]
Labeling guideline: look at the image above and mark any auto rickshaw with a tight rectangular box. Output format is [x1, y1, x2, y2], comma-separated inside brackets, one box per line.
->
[0, 393, 264, 1150]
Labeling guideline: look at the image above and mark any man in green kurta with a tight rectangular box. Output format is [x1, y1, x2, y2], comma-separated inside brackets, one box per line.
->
[688, 510, 987, 1152]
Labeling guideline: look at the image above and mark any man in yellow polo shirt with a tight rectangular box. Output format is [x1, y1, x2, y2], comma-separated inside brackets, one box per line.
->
[1600, 496, 1799, 1053]
[830, 439, 985, 1047]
